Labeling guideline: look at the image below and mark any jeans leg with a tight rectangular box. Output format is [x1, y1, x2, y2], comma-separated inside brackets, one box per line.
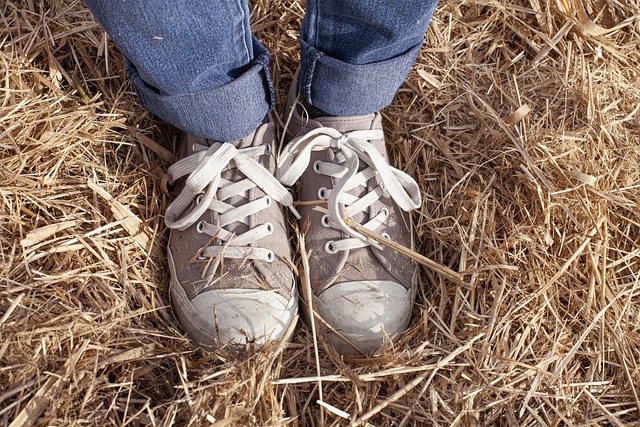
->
[300, 0, 439, 116]
[85, 0, 274, 142]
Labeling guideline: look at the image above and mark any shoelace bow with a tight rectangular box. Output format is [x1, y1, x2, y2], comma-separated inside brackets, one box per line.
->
[165, 141, 300, 262]
[277, 127, 421, 252]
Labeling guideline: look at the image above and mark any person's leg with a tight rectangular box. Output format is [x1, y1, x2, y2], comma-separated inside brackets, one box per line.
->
[281, 0, 439, 355]
[85, 1, 298, 352]
[84, 0, 274, 142]
[299, 0, 439, 116]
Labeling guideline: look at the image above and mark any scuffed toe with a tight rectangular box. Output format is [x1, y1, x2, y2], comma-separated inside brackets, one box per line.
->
[171, 283, 298, 351]
[313, 280, 414, 356]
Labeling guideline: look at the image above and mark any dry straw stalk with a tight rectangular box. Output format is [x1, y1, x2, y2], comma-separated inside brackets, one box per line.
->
[1, 0, 639, 425]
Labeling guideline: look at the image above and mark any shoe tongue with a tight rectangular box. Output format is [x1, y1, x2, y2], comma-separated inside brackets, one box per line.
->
[314, 113, 387, 157]
[231, 132, 258, 149]
[314, 113, 388, 226]
[218, 125, 265, 240]
[220, 169, 250, 239]
[314, 113, 378, 134]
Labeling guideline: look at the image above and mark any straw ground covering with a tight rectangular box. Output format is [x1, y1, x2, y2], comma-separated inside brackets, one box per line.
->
[2, 0, 639, 425]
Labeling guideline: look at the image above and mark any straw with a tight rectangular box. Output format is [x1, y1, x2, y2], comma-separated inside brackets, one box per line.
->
[1, 0, 639, 424]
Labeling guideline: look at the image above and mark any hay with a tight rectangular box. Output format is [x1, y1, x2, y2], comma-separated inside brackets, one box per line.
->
[1, 0, 639, 425]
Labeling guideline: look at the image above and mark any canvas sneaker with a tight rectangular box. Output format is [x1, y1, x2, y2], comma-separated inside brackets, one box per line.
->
[278, 84, 422, 356]
[164, 118, 299, 351]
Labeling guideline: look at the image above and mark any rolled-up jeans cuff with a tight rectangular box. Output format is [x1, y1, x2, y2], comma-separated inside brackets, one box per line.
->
[126, 38, 274, 142]
[298, 39, 422, 116]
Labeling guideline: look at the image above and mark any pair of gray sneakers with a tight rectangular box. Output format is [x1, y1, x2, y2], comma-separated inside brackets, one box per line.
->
[165, 83, 422, 356]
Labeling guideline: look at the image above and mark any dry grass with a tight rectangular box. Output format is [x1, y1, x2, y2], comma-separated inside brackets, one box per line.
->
[2, 0, 640, 425]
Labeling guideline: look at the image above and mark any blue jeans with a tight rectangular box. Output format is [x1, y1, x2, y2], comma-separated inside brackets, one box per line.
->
[85, 0, 439, 142]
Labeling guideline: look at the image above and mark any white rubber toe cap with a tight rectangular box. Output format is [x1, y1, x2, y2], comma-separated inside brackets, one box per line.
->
[171, 283, 298, 351]
[314, 280, 414, 356]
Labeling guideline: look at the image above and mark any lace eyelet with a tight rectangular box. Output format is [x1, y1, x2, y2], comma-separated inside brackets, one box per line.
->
[264, 143, 272, 155]
[264, 196, 272, 207]
[265, 222, 274, 235]
[321, 215, 331, 228]
[196, 194, 203, 205]
[318, 187, 328, 199]
[313, 160, 321, 173]
[380, 207, 390, 218]
[266, 250, 275, 263]
[197, 248, 207, 260]
[325, 240, 337, 254]
[381, 232, 391, 240]
[196, 221, 205, 233]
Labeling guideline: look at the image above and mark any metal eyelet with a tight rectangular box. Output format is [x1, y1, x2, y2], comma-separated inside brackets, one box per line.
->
[264, 196, 272, 207]
[265, 222, 274, 235]
[264, 143, 272, 155]
[266, 250, 275, 263]
[197, 248, 207, 260]
[325, 241, 337, 254]
[196, 221, 205, 233]
[313, 160, 321, 173]
[196, 194, 203, 205]
[380, 207, 390, 218]
[321, 215, 331, 228]
[318, 187, 328, 199]
[381, 232, 391, 240]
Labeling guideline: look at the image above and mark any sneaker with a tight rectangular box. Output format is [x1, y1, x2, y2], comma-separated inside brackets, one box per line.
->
[164, 118, 299, 351]
[278, 84, 422, 356]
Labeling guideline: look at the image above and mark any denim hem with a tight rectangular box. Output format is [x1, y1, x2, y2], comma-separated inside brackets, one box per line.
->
[126, 42, 274, 143]
[298, 40, 422, 116]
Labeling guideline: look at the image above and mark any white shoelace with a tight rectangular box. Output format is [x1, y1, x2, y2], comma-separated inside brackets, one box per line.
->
[277, 127, 421, 252]
[165, 141, 300, 262]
